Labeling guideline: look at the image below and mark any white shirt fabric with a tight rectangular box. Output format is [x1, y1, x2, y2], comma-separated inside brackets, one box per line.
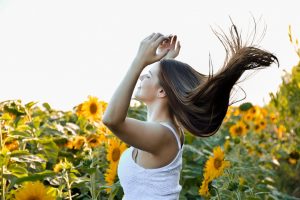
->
[117, 122, 185, 200]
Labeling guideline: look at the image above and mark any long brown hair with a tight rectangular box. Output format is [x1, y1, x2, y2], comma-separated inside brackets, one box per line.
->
[158, 18, 279, 137]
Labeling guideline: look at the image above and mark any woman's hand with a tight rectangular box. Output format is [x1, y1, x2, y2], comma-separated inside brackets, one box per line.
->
[157, 35, 181, 59]
[134, 33, 171, 68]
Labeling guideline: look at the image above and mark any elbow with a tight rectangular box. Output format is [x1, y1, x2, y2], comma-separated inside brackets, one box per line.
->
[102, 111, 112, 126]
[102, 116, 113, 126]
[102, 111, 124, 127]
[102, 116, 119, 127]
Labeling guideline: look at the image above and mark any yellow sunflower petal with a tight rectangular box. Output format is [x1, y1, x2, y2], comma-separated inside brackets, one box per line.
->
[81, 96, 103, 122]
[15, 181, 56, 200]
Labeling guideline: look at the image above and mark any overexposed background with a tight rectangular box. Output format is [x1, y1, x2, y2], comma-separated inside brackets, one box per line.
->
[0, 0, 299, 111]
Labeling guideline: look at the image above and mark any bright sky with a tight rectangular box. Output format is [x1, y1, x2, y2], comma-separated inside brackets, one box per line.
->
[0, 0, 299, 111]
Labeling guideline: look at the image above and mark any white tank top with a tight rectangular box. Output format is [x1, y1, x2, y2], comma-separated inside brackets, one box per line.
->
[117, 122, 185, 200]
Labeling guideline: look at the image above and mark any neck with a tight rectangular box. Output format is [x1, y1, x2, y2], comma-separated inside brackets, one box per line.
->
[146, 101, 173, 123]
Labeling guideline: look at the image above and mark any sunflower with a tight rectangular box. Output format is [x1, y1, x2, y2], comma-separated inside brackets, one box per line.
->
[5, 139, 19, 151]
[223, 108, 232, 122]
[86, 133, 105, 148]
[277, 125, 286, 139]
[233, 108, 240, 116]
[14, 181, 56, 200]
[229, 121, 247, 138]
[260, 108, 268, 117]
[253, 122, 262, 133]
[81, 96, 103, 122]
[64, 140, 74, 149]
[53, 160, 64, 173]
[104, 162, 118, 194]
[53, 158, 73, 173]
[100, 123, 113, 136]
[243, 112, 254, 122]
[73, 136, 86, 149]
[199, 172, 212, 197]
[100, 100, 108, 113]
[76, 103, 83, 116]
[258, 119, 267, 130]
[288, 158, 297, 165]
[269, 113, 278, 123]
[64, 136, 86, 150]
[249, 105, 259, 115]
[288, 151, 299, 165]
[253, 106, 265, 119]
[203, 146, 230, 180]
[247, 146, 254, 155]
[106, 137, 128, 166]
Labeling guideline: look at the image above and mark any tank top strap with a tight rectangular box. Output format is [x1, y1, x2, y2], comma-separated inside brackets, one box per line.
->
[159, 122, 183, 149]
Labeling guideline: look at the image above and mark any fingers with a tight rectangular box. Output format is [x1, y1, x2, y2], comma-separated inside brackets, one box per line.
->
[174, 41, 181, 57]
[161, 35, 177, 50]
[176, 41, 181, 51]
[154, 35, 170, 47]
[170, 35, 177, 48]
[143, 33, 155, 41]
[150, 33, 164, 41]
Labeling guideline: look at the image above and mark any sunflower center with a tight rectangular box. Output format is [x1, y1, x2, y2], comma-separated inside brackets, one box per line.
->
[89, 103, 98, 114]
[214, 158, 222, 169]
[112, 148, 121, 162]
[235, 126, 243, 135]
[28, 196, 40, 200]
[90, 139, 97, 144]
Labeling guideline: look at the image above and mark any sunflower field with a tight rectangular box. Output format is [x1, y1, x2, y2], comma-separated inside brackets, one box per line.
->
[0, 28, 300, 200]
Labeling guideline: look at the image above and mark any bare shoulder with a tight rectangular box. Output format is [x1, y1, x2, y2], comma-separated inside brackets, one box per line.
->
[103, 117, 175, 155]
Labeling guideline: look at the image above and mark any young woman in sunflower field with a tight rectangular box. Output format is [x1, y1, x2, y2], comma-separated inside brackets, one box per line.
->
[102, 19, 279, 199]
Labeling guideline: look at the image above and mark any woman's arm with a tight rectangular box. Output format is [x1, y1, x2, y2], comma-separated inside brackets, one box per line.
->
[102, 58, 144, 125]
[102, 33, 170, 126]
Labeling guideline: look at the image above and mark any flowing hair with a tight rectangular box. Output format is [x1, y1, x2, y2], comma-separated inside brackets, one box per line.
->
[158, 17, 279, 137]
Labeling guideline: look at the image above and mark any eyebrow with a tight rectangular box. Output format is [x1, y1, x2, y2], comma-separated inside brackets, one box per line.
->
[149, 71, 152, 76]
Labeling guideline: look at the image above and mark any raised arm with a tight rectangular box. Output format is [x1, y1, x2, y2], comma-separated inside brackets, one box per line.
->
[102, 33, 171, 126]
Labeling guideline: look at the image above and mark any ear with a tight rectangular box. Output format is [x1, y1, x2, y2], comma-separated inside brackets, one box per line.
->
[157, 87, 167, 98]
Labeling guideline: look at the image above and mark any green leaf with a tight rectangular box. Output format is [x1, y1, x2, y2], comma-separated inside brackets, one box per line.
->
[25, 101, 38, 110]
[10, 150, 30, 157]
[42, 102, 52, 111]
[239, 102, 253, 111]
[38, 139, 59, 164]
[10, 130, 31, 138]
[10, 154, 46, 163]
[9, 170, 56, 186]
[7, 164, 28, 178]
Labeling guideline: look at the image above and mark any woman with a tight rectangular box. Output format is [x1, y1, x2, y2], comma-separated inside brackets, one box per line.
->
[102, 20, 279, 200]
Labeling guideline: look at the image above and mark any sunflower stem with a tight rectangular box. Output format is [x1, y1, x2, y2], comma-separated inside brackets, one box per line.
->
[212, 186, 221, 200]
[235, 191, 241, 200]
[64, 171, 72, 200]
[90, 155, 97, 200]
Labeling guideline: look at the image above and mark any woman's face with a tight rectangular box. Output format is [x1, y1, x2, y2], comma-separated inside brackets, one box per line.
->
[134, 63, 162, 103]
